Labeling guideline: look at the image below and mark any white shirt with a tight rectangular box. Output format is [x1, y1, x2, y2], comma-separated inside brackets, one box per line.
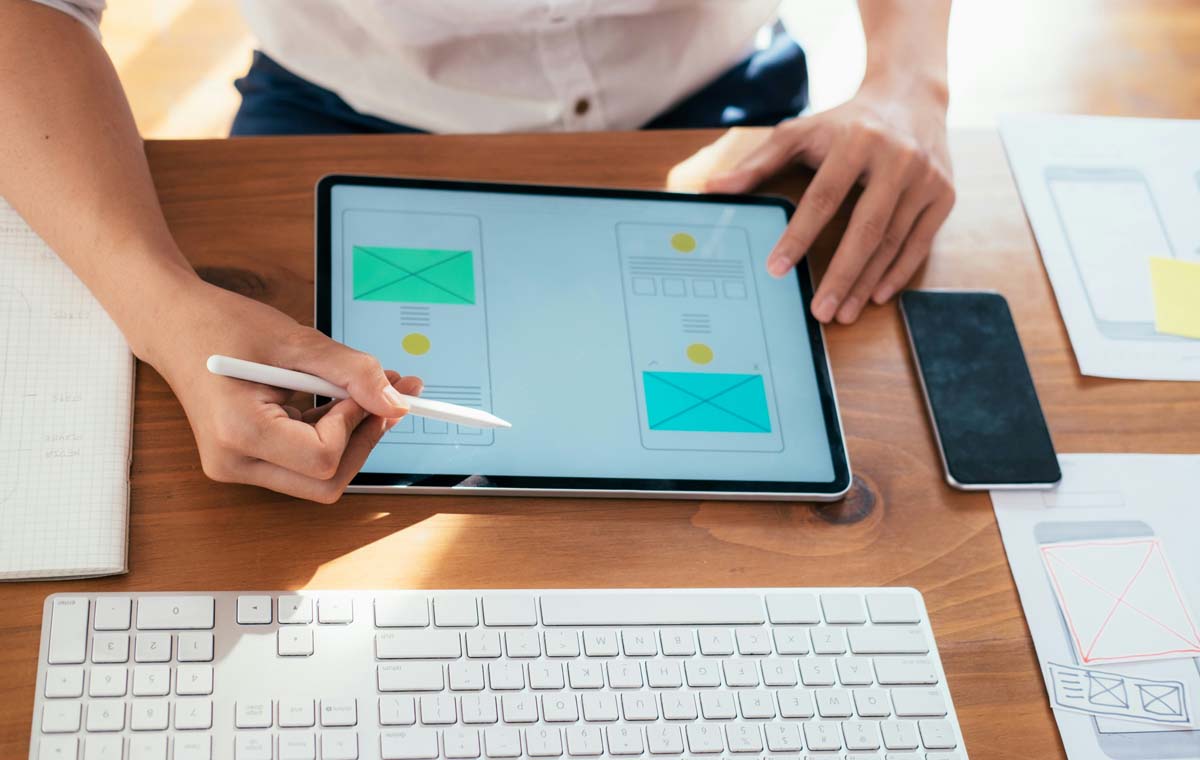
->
[44, 0, 781, 133]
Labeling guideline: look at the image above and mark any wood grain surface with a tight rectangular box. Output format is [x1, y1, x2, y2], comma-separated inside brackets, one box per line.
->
[3, 129, 1198, 759]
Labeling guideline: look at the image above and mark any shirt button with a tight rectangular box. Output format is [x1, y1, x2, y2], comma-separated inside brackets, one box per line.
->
[574, 98, 591, 116]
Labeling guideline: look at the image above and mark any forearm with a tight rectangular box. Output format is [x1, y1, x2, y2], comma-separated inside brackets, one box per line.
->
[0, 0, 201, 363]
[856, 0, 951, 106]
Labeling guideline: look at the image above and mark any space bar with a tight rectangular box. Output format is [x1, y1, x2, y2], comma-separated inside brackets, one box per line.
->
[540, 593, 765, 626]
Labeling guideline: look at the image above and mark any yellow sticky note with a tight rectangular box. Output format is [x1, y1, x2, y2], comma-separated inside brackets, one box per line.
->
[1149, 257, 1200, 339]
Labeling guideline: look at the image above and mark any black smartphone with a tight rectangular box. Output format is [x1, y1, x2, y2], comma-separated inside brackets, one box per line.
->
[900, 290, 1061, 490]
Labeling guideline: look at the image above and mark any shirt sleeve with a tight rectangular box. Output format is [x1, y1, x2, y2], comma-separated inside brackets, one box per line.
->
[25, 0, 106, 39]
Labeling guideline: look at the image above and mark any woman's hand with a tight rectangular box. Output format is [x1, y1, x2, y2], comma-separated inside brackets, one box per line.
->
[706, 80, 955, 324]
[148, 280, 421, 503]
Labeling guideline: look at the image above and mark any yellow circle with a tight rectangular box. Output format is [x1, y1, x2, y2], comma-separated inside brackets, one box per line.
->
[401, 333, 431, 356]
[670, 232, 696, 253]
[686, 343, 714, 365]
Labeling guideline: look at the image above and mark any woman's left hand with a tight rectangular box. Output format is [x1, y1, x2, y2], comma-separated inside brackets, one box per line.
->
[706, 81, 955, 324]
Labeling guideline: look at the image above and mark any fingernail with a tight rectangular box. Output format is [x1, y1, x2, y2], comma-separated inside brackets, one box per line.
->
[873, 285, 894, 304]
[384, 386, 409, 409]
[813, 296, 838, 323]
[837, 296, 861, 323]
[767, 256, 790, 277]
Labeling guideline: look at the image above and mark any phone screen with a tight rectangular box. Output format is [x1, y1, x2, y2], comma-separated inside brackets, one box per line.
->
[901, 290, 1061, 488]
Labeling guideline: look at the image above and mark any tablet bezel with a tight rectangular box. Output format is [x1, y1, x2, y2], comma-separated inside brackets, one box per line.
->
[316, 175, 851, 500]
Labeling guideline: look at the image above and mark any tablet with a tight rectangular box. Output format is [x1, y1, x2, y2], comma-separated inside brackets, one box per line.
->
[316, 176, 850, 500]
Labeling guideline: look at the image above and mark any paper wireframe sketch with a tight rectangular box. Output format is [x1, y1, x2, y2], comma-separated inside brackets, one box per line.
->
[1048, 662, 1192, 725]
[1041, 537, 1200, 665]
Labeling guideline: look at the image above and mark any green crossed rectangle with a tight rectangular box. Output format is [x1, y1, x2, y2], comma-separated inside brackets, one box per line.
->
[353, 246, 476, 304]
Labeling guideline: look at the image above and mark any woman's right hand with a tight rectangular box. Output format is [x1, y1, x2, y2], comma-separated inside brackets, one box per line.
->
[147, 280, 421, 503]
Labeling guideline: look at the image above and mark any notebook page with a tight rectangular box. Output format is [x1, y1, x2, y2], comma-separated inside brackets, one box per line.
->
[0, 198, 133, 580]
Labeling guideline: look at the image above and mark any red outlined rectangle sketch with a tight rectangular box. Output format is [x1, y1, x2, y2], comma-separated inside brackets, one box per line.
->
[1041, 537, 1200, 665]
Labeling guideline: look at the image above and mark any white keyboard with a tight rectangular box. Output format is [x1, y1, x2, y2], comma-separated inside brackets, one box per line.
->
[30, 588, 967, 760]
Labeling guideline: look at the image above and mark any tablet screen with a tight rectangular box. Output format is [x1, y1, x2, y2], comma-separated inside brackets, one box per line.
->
[320, 178, 847, 494]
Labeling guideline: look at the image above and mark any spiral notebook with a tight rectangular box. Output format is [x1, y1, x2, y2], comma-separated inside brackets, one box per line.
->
[0, 199, 134, 580]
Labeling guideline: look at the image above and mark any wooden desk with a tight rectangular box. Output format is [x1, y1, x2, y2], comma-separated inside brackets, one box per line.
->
[3, 129, 1198, 759]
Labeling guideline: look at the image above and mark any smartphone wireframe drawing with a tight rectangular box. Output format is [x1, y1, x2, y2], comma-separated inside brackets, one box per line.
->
[1044, 167, 1179, 340]
[1035, 521, 1200, 759]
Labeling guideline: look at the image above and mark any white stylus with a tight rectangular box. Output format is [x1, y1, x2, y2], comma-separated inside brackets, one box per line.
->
[206, 354, 511, 430]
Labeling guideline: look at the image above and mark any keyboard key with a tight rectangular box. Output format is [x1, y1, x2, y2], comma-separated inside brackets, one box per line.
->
[760, 657, 797, 686]
[799, 657, 836, 686]
[542, 693, 579, 722]
[278, 627, 314, 656]
[421, 694, 457, 725]
[722, 659, 759, 687]
[48, 598, 89, 665]
[134, 633, 171, 663]
[88, 666, 126, 697]
[849, 686, 889, 716]
[683, 660, 720, 687]
[567, 661, 603, 689]
[893, 688, 948, 717]
[466, 630, 502, 658]
[85, 701, 125, 732]
[177, 632, 214, 663]
[765, 593, 820, 624]
[836, 657, 875, 685]
[875, 657, 940, 684]
[544, 630, 579, 657]
[93, 598, 132, 631]
[867, 592, 922, 623]
[697, 629, 734, 656]
[504, 629, 540, 657]
[738, 689, 776, 719]
[646, 660, 682, 688]
[699, 691, 736, 719]
[541, 593, 764, 626]
[136, 597, 214, 630]
[764, 722, 803, 752]
[582, 630, 619, 657]
[321, 698, 358, 727]
[725, 723, 763, 753]
[42, 702, 82, 733]
[607, 661, 642, 688]
[434, 595, 478, 627]
[450, 662, 486, 691]
[174, 699, 212, 730]
[44, 667, 84, 698]
[621, 630, 657, 656]
[488, 661, 524, 690]
[280, 699, 316, 727]
[175, 665, 213, 696]
[483, 727, 520, 758]
[278, 595, 313, 624]
[661, 692, 697, 720]
[483, 594, 537, 626]
[581, 692, 618, 722]
[381, 728, 438, 759]
[621, 692, 658, 720]
[236, 595, 272, 625]
[378, 662, 444, 692]
[804, 721, 843, 751]
[235, 733, 272, 760]
[129, 735, 168, 760]
[322, 732, 359, 760]
[659, 629, 695, 656]
[525, 726, 563, 757]
[379, 697, 416, 726]
[445, 727, 482, 759]
[236, 699, 272, 728]
[500, 693, 537, 723]
[606, 725, 644, 755]
[882, 719, 921, 750]
[84, 735, 123, 760]
[565, 726, 603, 756]
[130, 699, 169, 731]
[91, 633, 128, 664]
[735, 628, 771, 655]
[376, 630, 461, 659]
[920, 719, 959, 749]
[461, 695, 498, 724]
[816, 688, 854, 717]
[811, 626, 848, 655]
[776, 689, 815, 718]
[685, 724, 723, 754]
[132, 666, 169, 697]
[772, 627, 811, 655]
[646, 724, 684, 755]
[279, 734, 316, 760]
[821, 593, 867, 624]
[318, 597, 354, 624]
[529, 661, 564, 689]
[37, 736, 77, 760]
[376, 597, 430, 628]
[173, 735, 211, 760]
[848, 627, 929, 655]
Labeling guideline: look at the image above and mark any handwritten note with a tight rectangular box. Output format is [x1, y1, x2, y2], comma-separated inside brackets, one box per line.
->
[1150, 257, 1200, 339]
[1048, 662, 1192, 725]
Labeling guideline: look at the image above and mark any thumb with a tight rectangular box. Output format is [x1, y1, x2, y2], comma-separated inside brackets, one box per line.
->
[283, 335, 408, 419]
[704, 121, 807, 194]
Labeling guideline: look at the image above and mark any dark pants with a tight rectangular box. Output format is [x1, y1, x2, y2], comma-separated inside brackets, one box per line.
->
[230, 31, 808, 136]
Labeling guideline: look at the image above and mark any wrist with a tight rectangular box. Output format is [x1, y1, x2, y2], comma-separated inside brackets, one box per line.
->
[859, 66, 949, 112]
[112, 256, 205, 368]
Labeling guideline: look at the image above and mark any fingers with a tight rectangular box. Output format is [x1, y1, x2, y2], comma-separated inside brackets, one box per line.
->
[765, 138, 863, 278]
[872, 191, 956, 305]
[704, 120, 809, 194]
[280, 330, 409, 419]
[833, 187, 926, 323]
